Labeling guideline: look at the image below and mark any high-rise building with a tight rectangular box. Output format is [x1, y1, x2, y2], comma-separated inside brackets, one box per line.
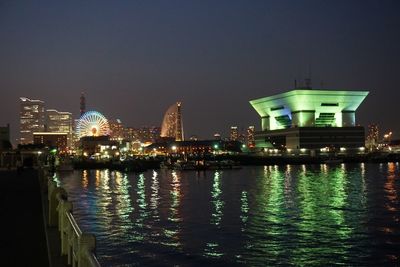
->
[230, 126, 238, 141]
[160, 102, 184, 141]
[126, 126, 161, 143]
[19, 97, 45, 144]
[366, 124, 379, 151]
[46, 109, 73, 148]
[109, 119, 124, 141]
[247, 126, 255, 148]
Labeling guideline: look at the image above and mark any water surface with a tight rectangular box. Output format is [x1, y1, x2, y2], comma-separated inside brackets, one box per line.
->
[57, 163, 400, 266]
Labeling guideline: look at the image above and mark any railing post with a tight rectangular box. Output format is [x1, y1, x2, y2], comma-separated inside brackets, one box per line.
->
[49, 186, 67, 226]
[44, 171, 101, 267]
[79, 234, 96, 267]
[59, 200, 73, 256]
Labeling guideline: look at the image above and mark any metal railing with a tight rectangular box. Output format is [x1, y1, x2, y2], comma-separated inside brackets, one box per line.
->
[47, 173, 101, 267]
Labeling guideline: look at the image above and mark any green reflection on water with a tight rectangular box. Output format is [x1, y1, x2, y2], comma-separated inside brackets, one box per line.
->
[114, 172, 133, 221]
[240, 191, 249, 226]
[211, 171, 224, 226]
[150, 170, 160, 220]
[292, 164, 352, 265]
[204, 171, 225, 258]
[169, 171, 181, 223]
[162, 171, 182, 248]
[253, 165, 286, 259]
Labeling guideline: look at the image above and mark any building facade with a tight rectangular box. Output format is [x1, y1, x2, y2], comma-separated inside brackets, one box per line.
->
[250, 89, 369, 150]
[46, 109, 73, 148]
[33, 132, 68, 152]
[246, 126, 255, 148]
[160, 102, 184, 141]
[109, 119, 124, 141]
[20, 97, 45, 144]
[230, 126, 238, 141]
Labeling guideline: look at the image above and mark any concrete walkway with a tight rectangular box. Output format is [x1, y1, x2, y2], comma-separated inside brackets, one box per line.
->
[0, 168, 68, 267]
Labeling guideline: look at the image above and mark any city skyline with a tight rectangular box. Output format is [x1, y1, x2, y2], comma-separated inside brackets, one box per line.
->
[1, 1, 400, 142]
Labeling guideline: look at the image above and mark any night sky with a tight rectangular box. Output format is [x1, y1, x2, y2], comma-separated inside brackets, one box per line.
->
[1, 1, 399, 144]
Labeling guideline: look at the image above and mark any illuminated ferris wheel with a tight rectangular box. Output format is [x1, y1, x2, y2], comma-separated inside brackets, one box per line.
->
[76, 111, 110, 139]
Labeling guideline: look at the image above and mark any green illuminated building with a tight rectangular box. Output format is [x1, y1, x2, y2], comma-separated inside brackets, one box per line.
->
[250, 89, 369, 150]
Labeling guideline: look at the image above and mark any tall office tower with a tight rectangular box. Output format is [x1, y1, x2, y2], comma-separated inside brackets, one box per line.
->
[230, 126, 239, 141]
[19, 97, 45, 144]
[80, 92, 86, 117]
[247, 126, 255, 148]
[46, 109, 73, 148]
[366, 124, 379, 151]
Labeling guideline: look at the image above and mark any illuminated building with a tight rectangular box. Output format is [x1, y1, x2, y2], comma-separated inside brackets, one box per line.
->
[79, 136, 118, 157]
[247, 126, 255, 148]
[250, 89, 369, 150]
[33, 132, 68, 152]
[230, 126, 238, 141]
[366, 124, 379, 151]
[46, 109, 73, 148]
[160, 102, 184, 141]
[214, 133, 221, 140]
[125, 126, 161, 143]
[109, 119, 124, 141]
[19, 97, 45, 144]
[123, 127, 137, 142]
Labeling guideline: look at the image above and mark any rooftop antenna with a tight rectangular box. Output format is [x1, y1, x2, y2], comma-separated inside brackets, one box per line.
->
[305, 63, 312, 89]
[294, 79, 297, 89]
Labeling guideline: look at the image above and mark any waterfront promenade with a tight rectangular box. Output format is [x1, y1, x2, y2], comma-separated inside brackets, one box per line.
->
[0, 168, 67, 267]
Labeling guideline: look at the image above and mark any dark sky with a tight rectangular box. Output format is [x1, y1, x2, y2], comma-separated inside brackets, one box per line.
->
[1, 0, 399, 143]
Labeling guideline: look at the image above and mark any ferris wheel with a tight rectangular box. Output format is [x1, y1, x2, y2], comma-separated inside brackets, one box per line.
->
[76, 111, 110, 139]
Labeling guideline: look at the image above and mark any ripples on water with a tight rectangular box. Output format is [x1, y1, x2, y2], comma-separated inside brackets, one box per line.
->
[57, 163, 400, 266]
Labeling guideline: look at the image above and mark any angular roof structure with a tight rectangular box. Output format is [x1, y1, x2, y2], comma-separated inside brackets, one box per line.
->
[250, 89, 369, 130]
[250, 89, 369, 117]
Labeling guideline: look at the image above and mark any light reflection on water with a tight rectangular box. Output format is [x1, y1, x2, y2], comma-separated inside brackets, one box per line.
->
[57, 164, 400, 266]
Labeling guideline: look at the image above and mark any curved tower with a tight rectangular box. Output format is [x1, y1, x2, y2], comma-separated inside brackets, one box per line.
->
[160, 102, 184, 141]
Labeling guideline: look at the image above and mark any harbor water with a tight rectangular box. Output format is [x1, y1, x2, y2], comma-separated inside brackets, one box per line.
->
[56, 163, 400, 266]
